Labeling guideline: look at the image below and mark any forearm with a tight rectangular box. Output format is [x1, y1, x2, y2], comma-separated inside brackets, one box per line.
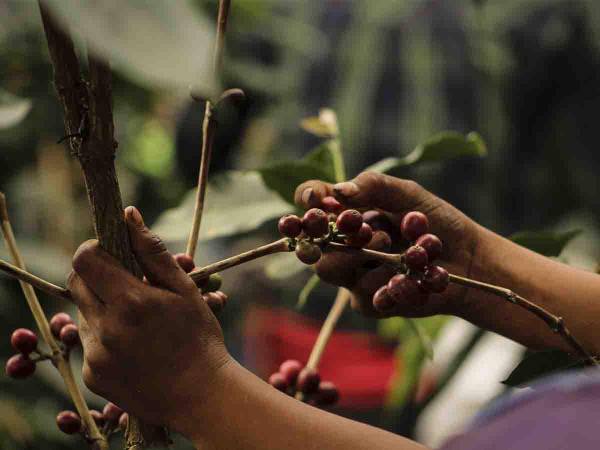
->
[458, 226, 600, 355]
[175, 360, 428, 450]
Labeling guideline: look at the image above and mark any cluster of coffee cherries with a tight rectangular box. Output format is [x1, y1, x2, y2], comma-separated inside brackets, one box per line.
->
[5, 312, 80, 379]
[56, 402, 128, 438]
[372, 211, 449, 312]
[268, 359, 339, 408]
[278, 196, 375, 265]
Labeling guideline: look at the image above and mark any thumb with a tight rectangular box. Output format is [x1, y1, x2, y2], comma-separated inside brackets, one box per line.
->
[125, 206, 193, 294]
[332, 172, 429, 214]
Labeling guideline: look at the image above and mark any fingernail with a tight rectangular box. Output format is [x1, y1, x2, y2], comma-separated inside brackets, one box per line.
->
[333, 182, 359, 198]
[301, 188, 315, 205]
[126, 206, 144, 227]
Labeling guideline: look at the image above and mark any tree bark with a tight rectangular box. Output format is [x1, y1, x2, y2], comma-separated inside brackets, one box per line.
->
[39, 4, 168, 448]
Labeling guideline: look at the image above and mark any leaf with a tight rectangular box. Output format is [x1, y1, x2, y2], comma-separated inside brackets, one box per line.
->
[296, 274, 320, 310]
[406, 319, 434, 361]
[509, 230, 581, 257]
[300, 108, 339, 138]
[0, 90, 31, 129]
[43, 0, 217, 95]
[502, 350, 585, 387]
[258, 143, 338, 205]
[366, 131, 487, 173]
[264, 252, 307, 280]
[152, 171, 293, 244]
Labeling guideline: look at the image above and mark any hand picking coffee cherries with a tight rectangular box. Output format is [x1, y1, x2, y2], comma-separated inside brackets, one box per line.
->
[268, 359, 339, 408]
[373, 211, 449, 313]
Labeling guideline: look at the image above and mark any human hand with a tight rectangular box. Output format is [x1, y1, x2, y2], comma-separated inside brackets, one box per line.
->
[67, 206, 231, 427]
[294, 171, 482, 318]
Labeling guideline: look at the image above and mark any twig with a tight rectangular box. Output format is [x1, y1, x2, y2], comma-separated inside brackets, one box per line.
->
[185, 0, 232, 259]
[448, 273, 597, 364]
[0, 193, 107, 450]
[0, 258, 70, 301]
[295, 288, 351, 401]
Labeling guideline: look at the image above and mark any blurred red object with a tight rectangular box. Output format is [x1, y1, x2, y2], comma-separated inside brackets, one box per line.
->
[243, 306, 397, 409]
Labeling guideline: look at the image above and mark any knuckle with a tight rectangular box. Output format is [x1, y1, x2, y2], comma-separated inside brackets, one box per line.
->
[72, 240, 100, 274]
[143, 231, 168, 256]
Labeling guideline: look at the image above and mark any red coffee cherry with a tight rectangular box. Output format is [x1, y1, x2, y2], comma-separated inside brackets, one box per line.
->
[56, 411, 82, 435]
[416, 233, 443, 261]
[302, 208, 329, 238]
[315, 381, 339, 406]
[345, 223, 373, 248]
[336, 209, 363, 235]
[279, 359, 303, 386]
[372, 285, 395, 312]
[400, 211, 429, 242]
[60, 324, 80, 348]
[268, 372, 289, 392]
[297, 367, 321, 394]
[173, 253, 195, 273]
[422, 266, 449, 293]
[405, 245, 429, 271]
[119, 413, 129, 431]
[90, 410, 105, 426]
[278, 214, 303, 238]
[295, 240, 322, 265]
[387, 274, 424, 303]
[5, 354, 36, 379]
[321, 196, 344, 215]
[103, 402, 124, 423]
[10, 328, 38, 354]
[363, 210, 393, 233]
[50, 312, 73, 338]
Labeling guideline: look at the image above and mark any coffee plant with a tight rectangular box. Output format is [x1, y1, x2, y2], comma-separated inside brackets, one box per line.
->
[1, 1, 599, 449]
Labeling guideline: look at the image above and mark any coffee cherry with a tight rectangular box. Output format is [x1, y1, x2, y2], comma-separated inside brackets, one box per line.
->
[387, 274, 424, 303]
[268, 372, 289, 392]
[315, 381, 339, 406]
[174, 253, 195, 273]
[203, 274, 223, 293]
[278, 214, 303, 238]
[103, 402, 124, 423]
[56, 411, 82, 434]
[345, 223, 373, 248]
[10, 328, 38, 355]
[302, 208, 329, 238]
[60, 324, 80, 348]
[422, 266, 449, 293]
[372, 285, 395, 312]
[363, 210, 394, 233]
[405, 245, 428, 271]
[279, 359, 303, 386]
[400, 211, 429, 242]
[50, 312, 73, 338]
[90, 410, 105, 426]
[416, 233, 443, 261]
[297, 367, 320, 394]
[6, 354, 36, 379]
[295, 240, 322, 265]
[119, 413, 129, 431]
[336, 209, 363, 235]
[205, 292, 226, 313]
[321, 196, 344, 215]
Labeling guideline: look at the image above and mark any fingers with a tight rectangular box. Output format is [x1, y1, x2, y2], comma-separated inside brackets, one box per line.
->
[66, 271, 104, 322]
[72, 240, 142, 304]
[294, 180, 334, 209]
[331, 172, 430, 213]
[125, 206, 195, 295]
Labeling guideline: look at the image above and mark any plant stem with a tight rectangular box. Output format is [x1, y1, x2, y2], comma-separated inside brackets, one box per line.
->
[0, 258, 70, 301]
[185, 0, 232, 259]
[448, 273, 597, 364]
[295, 288, 351, 401]
[0, 193, 107, 450]
[189, 238, 291, 282]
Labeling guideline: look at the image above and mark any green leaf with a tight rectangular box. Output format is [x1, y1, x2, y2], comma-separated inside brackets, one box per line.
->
[258, 143, 338, 205]
[502, 350, 585, 387]
[509, 229, 581, 257]
[406, 319, 434, 361]
[366, 131, 487, 173]
[0, 90, 31, 129]
[296, 274, 320, 310]
[152, 171, 293, 244]
[300, 108, 339, 138]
